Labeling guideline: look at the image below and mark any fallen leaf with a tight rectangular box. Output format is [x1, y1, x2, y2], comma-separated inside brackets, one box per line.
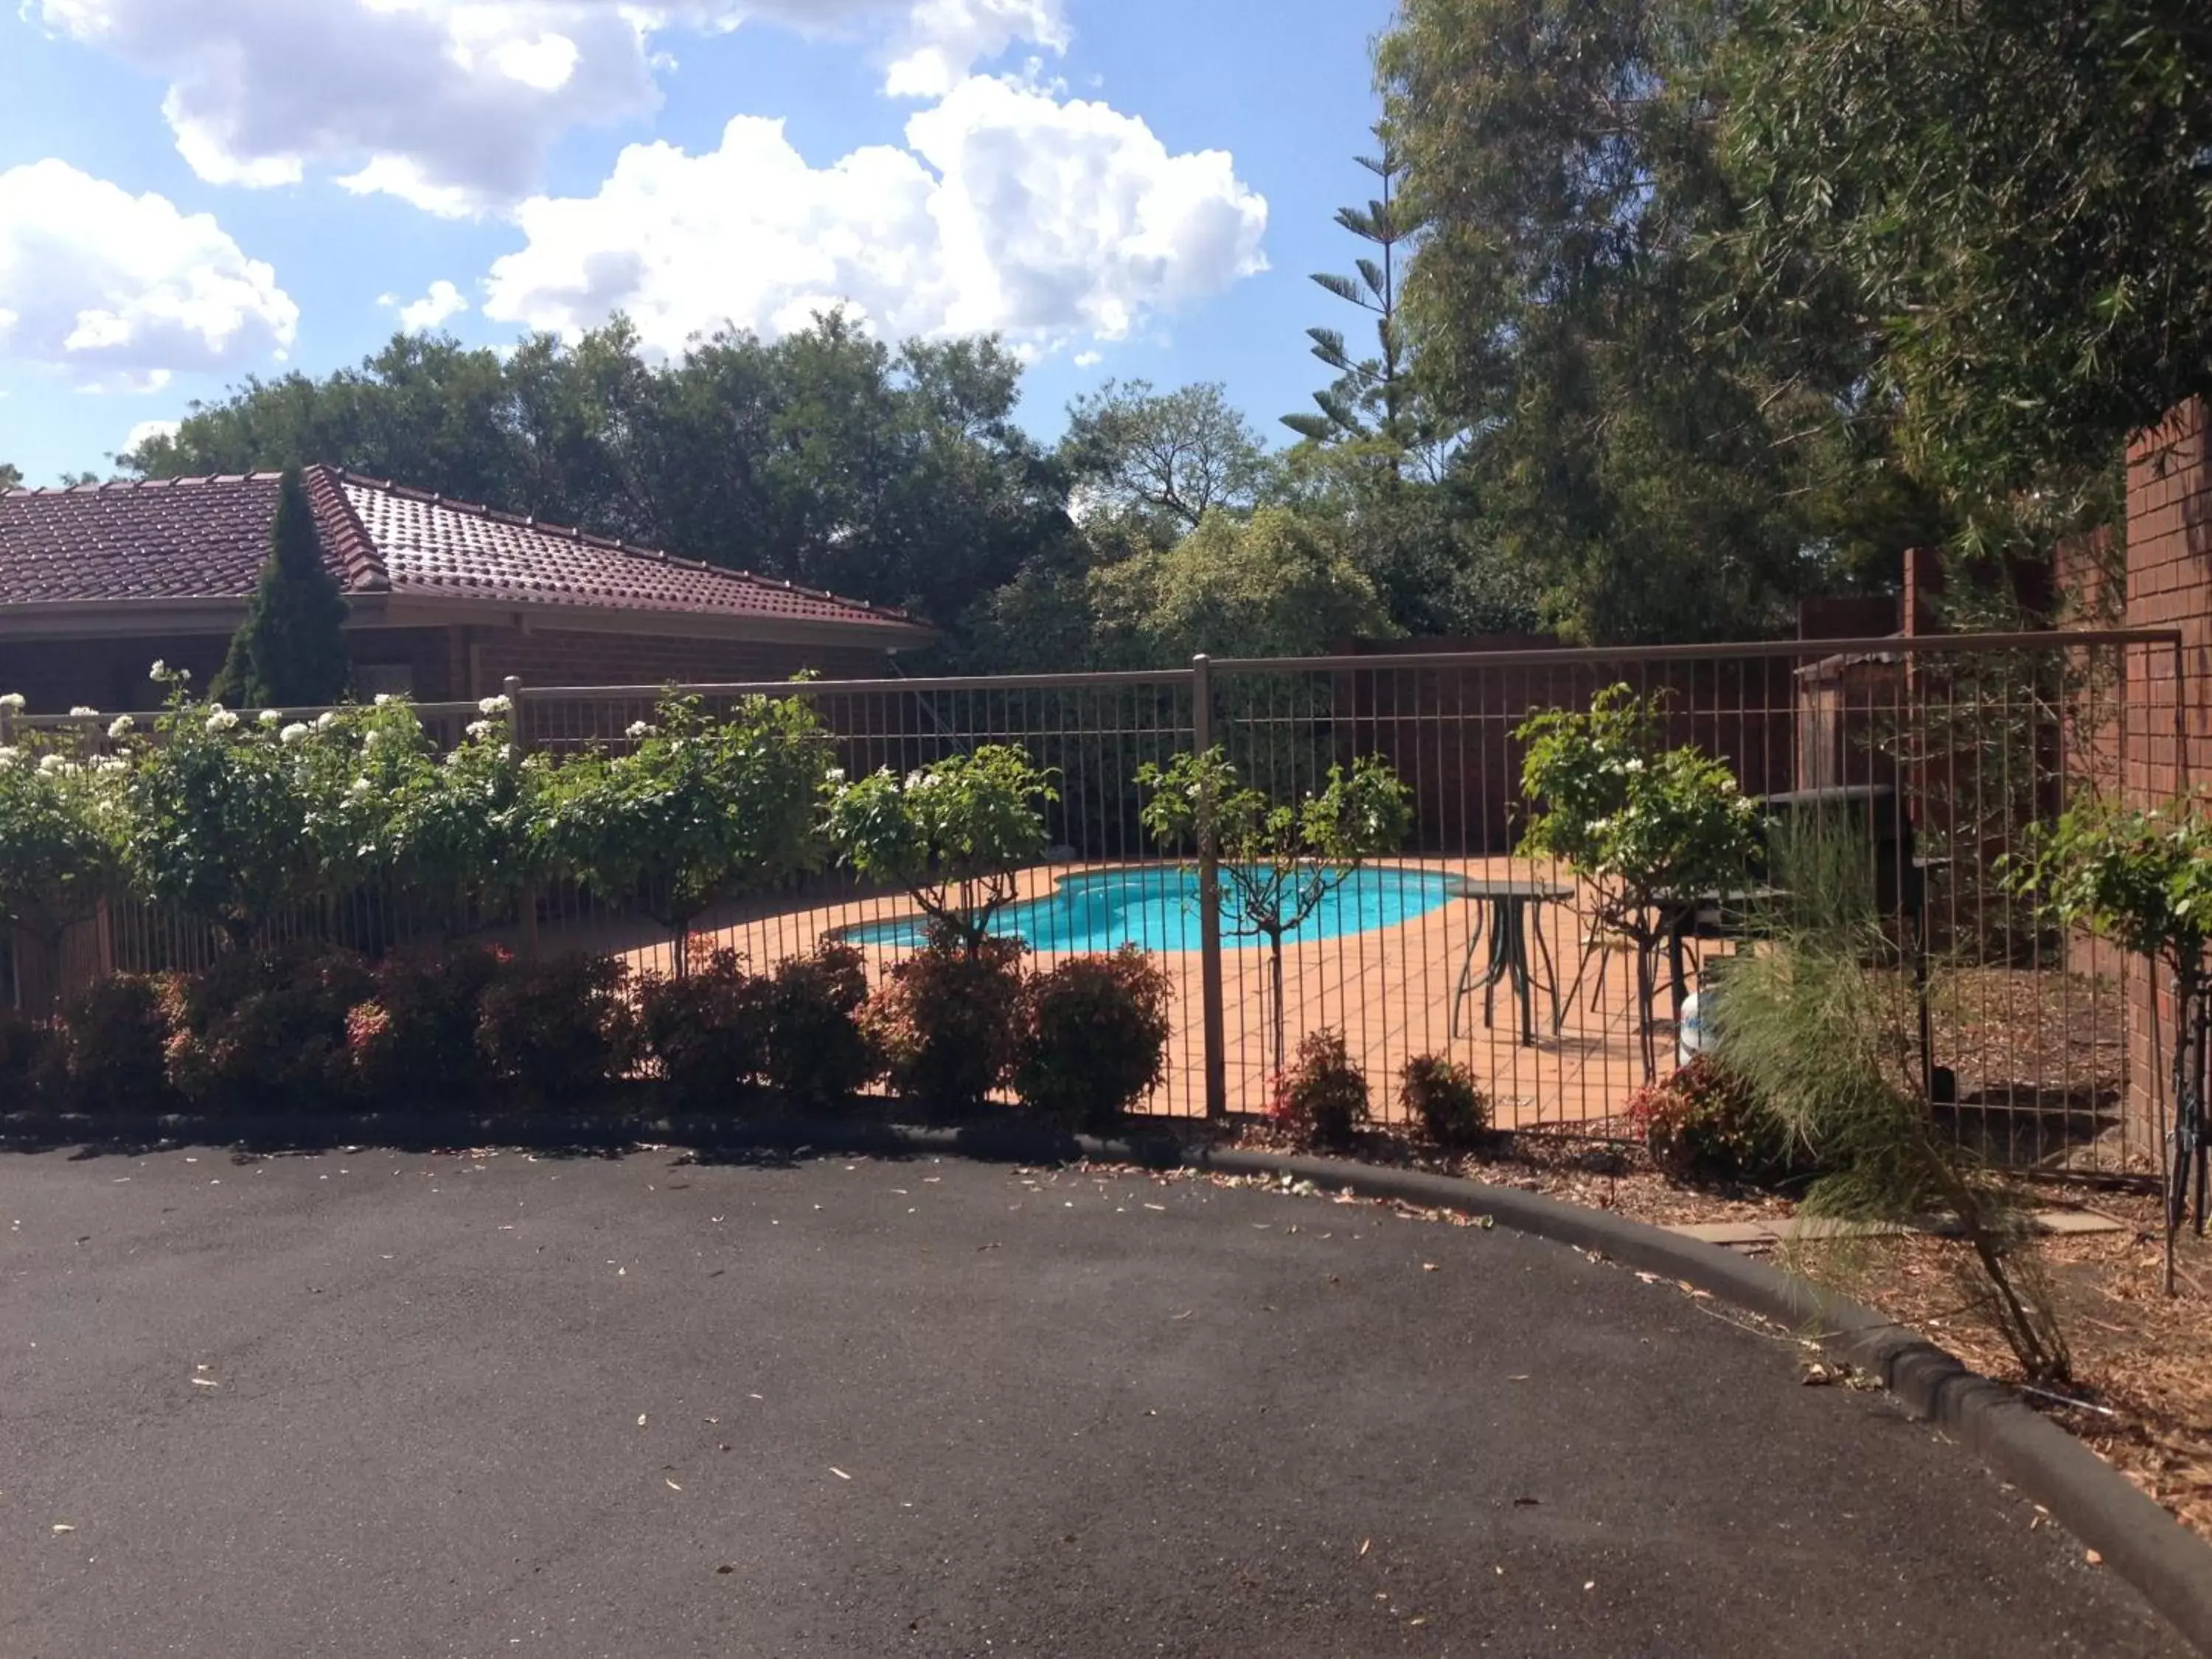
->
[1422, 1262, 1439, 1272]
[190, 1377, 220, 1388]
[716, 1564, 735, 1575]
[1584, 1580, 1596, 1592]
[2085, 1549, 2103, 1566]
[637, 1414, 648, 1427]
[1358, 1538, 1371, 1557]
[665, 1478, 682, 1491]
[1143, 1203, 1166, 1211]
[1507, 1374, 1531, 1382]
[1409, 1617, 1427, 1627]
[1512, 1496, 1540, 1507]
[830, 1467, 852, 1481]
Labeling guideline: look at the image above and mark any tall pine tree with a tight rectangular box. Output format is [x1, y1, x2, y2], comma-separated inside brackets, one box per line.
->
[211, 466, 352, 707]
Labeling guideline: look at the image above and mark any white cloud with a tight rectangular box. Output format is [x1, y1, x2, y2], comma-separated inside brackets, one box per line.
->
[483, 76, 1267, 358]
[122, 417, 181, 452]
[383, 279, 472, 333]
[1073, 349, 1102, 367]
[27, 1, 1068, 216]
[0, 160, 298, 389]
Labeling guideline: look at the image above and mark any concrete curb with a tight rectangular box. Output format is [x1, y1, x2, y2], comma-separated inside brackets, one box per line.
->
[1165, 1146, 2212, 1658]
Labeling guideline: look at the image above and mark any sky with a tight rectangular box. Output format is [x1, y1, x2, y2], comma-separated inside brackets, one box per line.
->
[0, 0, 1399, 489]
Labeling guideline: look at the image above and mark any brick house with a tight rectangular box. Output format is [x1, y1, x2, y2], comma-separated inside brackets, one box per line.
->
[0, 467, 932, 712]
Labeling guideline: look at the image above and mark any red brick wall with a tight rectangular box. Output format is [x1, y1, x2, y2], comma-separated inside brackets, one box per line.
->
[473, 627, 893, 695]
[2109, 400, 2212, 1134]
[0, 623, 897, 715]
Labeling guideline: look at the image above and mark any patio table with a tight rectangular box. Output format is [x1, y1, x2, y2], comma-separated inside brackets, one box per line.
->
[1450, 876, 1576, 1046]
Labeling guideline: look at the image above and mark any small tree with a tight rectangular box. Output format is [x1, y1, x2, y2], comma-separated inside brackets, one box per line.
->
[123, 666, 315, 949]
[540, 694, 830, 970]
[1516, 687, 1762, 1079]
[1136, 746, 1411, 1074]
[0, 703, 129, 1007]
[210, 466, 351, 708]
[824, 745, 1057, 957]
[2011, 793, 2212, 1277]
[293, 694, 543, 932]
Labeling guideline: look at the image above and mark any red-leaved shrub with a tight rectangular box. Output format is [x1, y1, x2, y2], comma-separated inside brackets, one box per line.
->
[344, 942, 511, 1107]
[1625, 1054, 1792, 1183]
[1015, 947, 1173, 1130]
[1399, 1055, 1489, 1150]
[162, 945, 374, 1113]
[49, 975, 173, 1118]
[864, 925, 1025, 1121]
[638, 945, 771, 1112]
[762, 942, 880, 1114]
[476, 953, 639, 1105]
[1267, 1028, 1368, 1150]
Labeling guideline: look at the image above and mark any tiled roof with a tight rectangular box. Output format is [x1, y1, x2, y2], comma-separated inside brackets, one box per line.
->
[0, 465, 922, 634]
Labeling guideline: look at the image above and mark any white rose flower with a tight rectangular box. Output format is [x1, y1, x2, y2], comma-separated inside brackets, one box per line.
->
[362, 729, 382, 750]
[465, 719, 493, 741]
[0, 747, 16, 771]
[315, 710, 339, 731]
[824, 766, 846, 784]
[69, 706, 98, 719]
[625, 720, 654, 740]
[107, 715, 134, 740]
[38, 753, 66, 775]
[479, 695, 512, 717]
[147, 660, 166, 679]
[349, 777, 372, 796]
[279, 723, 310, 745]
[260, 710, 282, 728]
[206, 709, 240, 734]
[97, 756, 128, 775]
[444, 749, 467, 769]
[374, 693, 394, 707]
[0, 692, 23, 712]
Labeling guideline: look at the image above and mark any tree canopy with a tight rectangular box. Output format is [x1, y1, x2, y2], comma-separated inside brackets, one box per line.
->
[1721, 0, 2212, 495]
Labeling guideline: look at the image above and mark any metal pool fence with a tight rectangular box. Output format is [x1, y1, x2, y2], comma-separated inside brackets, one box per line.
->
[10, 629, 2186, 1172]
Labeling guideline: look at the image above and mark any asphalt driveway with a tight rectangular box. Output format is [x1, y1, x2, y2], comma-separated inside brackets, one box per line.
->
[0, 1147, 2184, 1658]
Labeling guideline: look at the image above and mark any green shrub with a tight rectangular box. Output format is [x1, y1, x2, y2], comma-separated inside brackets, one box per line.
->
[865, 924, 1026, 1121]
[1268, 1028, 1368, 1150]
[476, 953, 639, 1106]
[163, 945, 374, 1113]
[344, 943, 511, 1107]
[1625, 1055, 1792, 1184]
[49, 975, 172, 1118]
[1015, 947, 1175, 1130]
[639, 946, 771, 1113]
[762, 942, 880, 1114]
[1399, 1055, 1489, 1150]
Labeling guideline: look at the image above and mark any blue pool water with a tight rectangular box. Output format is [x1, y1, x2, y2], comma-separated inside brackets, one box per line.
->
[846, 866, 1463, 954]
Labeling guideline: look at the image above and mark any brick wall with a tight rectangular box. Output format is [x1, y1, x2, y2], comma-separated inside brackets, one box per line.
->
[2110, 400, 2212, 1134]
[473, 627, 895, 696]
[0, 622, 899, 714]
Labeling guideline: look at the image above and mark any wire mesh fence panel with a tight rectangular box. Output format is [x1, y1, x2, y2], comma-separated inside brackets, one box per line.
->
[7, 635, 2181, 1161]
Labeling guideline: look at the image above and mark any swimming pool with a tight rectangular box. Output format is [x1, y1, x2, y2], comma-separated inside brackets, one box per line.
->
[845, 865, 1464, 954]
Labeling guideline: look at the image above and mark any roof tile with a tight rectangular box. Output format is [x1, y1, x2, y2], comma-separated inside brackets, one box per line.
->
[0, 466, 920, 634]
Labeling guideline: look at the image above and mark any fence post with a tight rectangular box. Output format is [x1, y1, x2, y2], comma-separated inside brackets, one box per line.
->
[503, 675, 540, 961]
[1192, 655, 1228, 1120]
